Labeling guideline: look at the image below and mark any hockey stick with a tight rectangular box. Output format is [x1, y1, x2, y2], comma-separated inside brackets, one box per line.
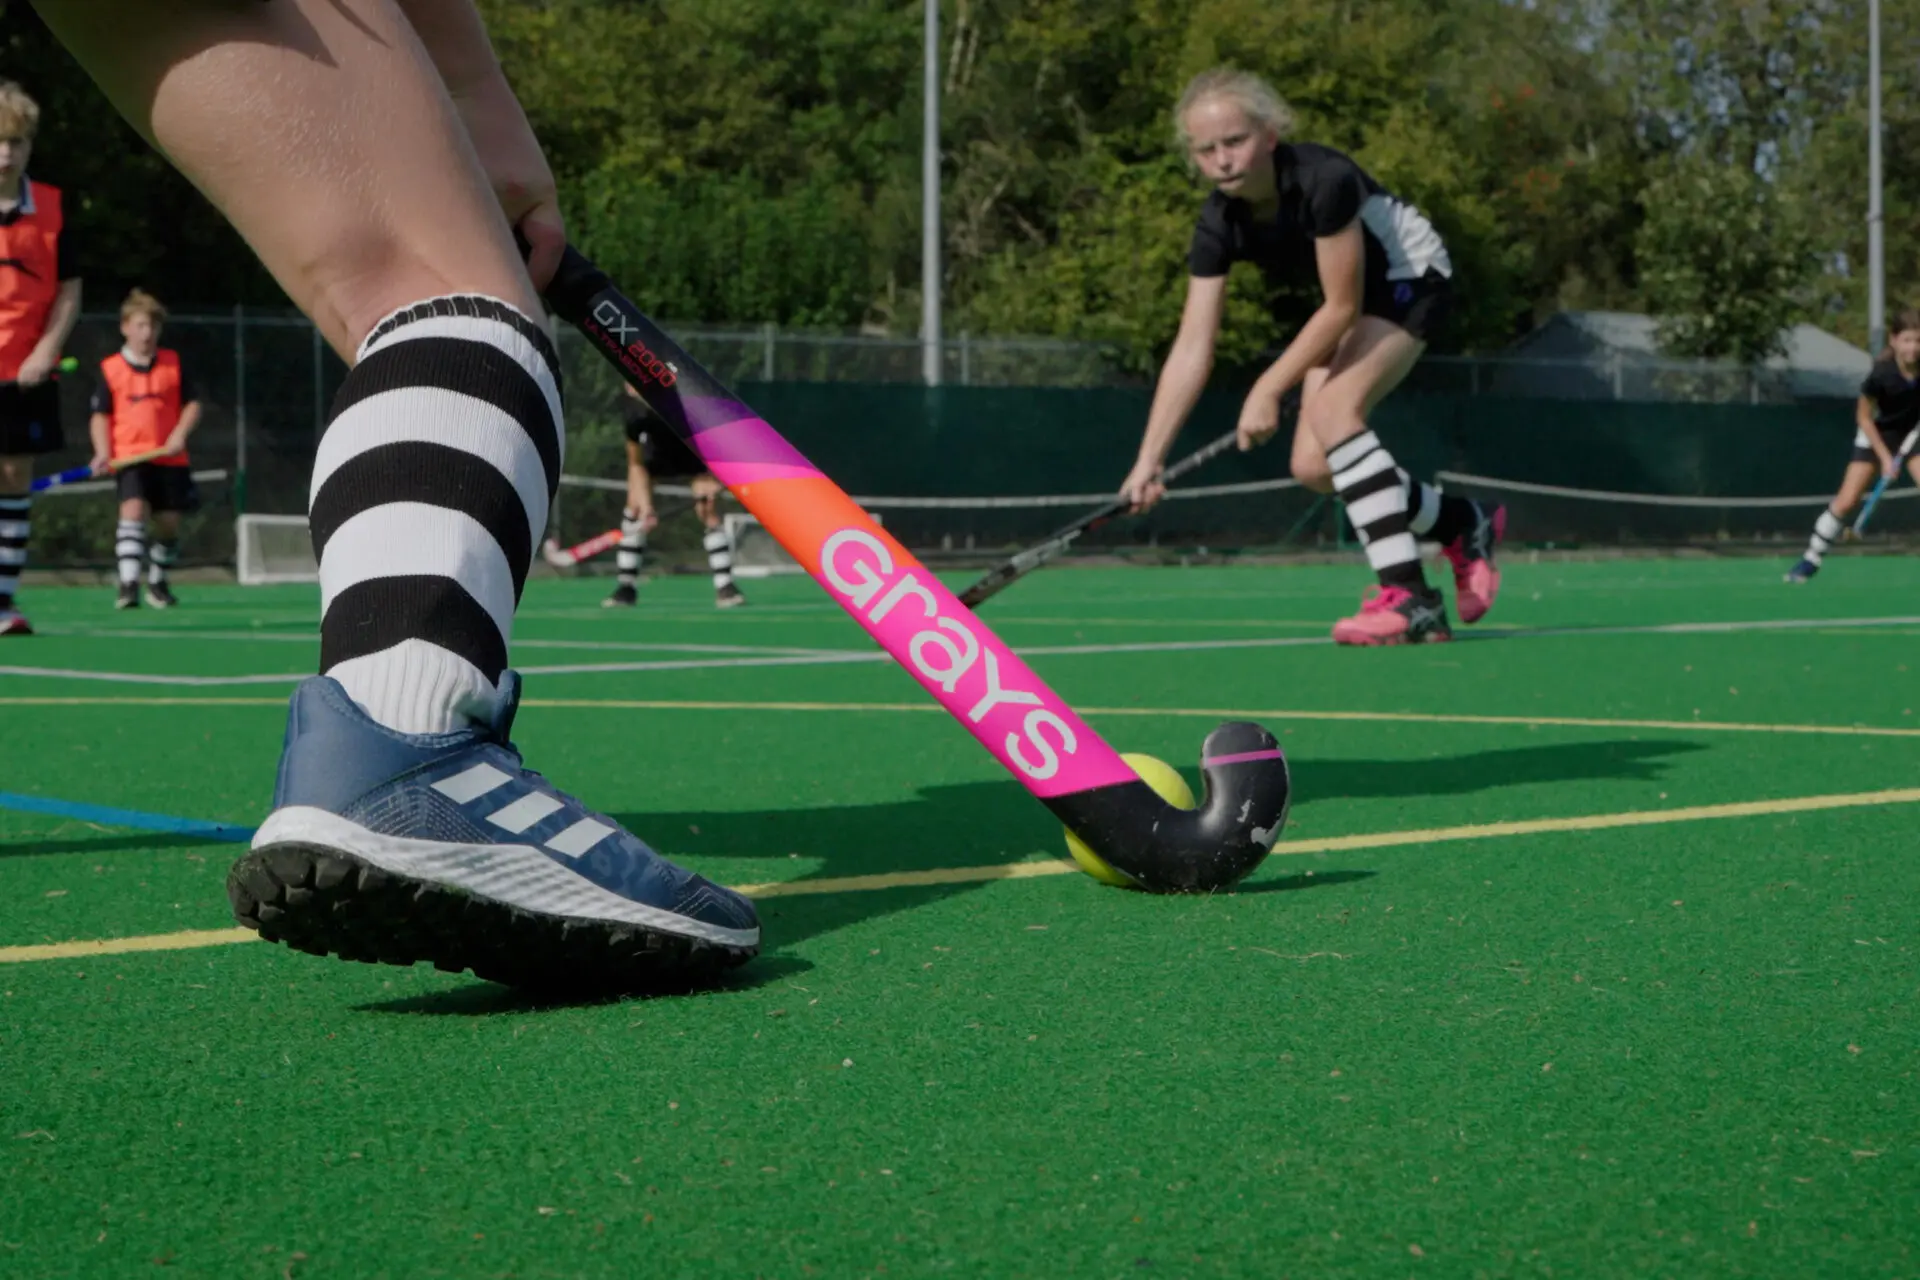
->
[31, 444, 181, 494]
[1851, 444, 1913, 537]
[541, 247, 1290, 892]
[541, 526, 623, 567]
[541, 495, 704, 567]
[956, 429, 1241, 609]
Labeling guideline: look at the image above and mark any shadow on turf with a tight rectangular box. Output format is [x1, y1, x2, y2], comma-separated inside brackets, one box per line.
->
[1292, 738, 1707, 800]
[355, 954, 816, 1016]
[596, 738, 1699, 950]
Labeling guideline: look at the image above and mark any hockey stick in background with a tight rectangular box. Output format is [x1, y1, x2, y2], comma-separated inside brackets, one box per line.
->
[956, 429, 1240, 609]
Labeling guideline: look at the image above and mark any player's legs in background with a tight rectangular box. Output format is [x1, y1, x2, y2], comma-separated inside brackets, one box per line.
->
[113, 489, 148, 609]
[605, 441, 646, 608]
[1789, 459, 1878, 583]
[34, 0, 758, 984]
[1303, 319, 1457, 644]
[146, 504, 182, 607]
[0, 453, 29, 632]
[695, 472, 746, 608]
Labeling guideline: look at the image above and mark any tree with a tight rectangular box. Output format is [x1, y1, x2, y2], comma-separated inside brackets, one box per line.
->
[1634, 160, 1815, 361]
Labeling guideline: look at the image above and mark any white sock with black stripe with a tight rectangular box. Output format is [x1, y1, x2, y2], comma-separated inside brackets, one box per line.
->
[1804, 506, 1845, 565]
[115, 519, 146, 586]
[148, 541, 178, 586]
[616, 510, 646, 587]
[1328, 431, 1426, 590]
[704, 526, 736, 593]
[0, 495, 28, 610]
[309, 294, 563, 735]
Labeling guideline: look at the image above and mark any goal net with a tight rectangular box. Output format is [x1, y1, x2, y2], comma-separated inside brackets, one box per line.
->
[235, 514, 318, 585]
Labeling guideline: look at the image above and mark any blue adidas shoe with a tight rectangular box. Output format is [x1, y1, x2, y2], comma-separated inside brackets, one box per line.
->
[1784, 557, 1820, 584]
[229, 673, 759, 989]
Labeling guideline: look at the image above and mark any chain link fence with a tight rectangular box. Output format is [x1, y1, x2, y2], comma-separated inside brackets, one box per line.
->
[25, 309, 1860, 571]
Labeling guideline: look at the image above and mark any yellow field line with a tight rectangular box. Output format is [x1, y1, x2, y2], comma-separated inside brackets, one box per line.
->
[0, 927, 258, 964]
[7, 785, 1920, 966]
[6, 695, 1918, 741]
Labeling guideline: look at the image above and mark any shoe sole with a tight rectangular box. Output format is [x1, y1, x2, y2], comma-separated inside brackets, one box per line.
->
[231, 812, 759, 990]
[1332, 627, 1452, 647]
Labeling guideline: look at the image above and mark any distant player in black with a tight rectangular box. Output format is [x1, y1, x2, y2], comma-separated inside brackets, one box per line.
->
[1788, 308, 1920, 583]
[605, 382, 746, 609]
[1120, 68, 1501, 646]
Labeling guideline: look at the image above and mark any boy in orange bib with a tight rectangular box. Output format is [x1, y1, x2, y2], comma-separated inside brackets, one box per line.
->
[88, 289, 201, 609]
[0, 80, 85, 636]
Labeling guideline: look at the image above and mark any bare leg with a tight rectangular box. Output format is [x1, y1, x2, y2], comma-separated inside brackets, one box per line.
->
[32, 0, 537, 356]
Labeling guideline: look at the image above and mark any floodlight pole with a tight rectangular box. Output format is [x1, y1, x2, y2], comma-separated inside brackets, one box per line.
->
[921, 0, 943, 387]
[1867, 0, 1885, 354]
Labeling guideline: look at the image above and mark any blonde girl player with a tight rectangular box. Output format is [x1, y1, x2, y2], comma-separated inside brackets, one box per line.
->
[0, 79, 84, 637]
[88, 288, 201, 609]
[30, 0, 758, 986]
[604, 382, 746, 609]
[1787, 308, 1920, 583]
[1120, 68, 1503, 645]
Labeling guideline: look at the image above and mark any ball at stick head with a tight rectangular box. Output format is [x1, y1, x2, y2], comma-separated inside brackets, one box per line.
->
[1064, 752, 1196, 887]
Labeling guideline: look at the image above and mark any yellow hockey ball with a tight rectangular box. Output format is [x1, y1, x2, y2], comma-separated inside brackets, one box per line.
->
[1064, 752, 1197, 887]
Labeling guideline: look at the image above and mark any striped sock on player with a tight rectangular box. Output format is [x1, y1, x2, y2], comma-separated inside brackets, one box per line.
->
[149, 540, 178, 586]
[616, 511, 646, 588]
[0, 495, 29, 609]
[705, 526, 736, 593]
[1804, 506, 1845, 565]
[308, 294, 562, 735]
[116, 519, 146, 586]
[1329, 431, 1425, 590]
[1404, 477, 1478, 546]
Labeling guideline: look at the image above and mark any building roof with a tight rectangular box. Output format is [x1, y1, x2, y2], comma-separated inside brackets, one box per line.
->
[1508, 310, 1872, 398]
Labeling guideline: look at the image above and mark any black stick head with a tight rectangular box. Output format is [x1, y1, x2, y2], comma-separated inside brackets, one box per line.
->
[1046, 723, 1292, 893]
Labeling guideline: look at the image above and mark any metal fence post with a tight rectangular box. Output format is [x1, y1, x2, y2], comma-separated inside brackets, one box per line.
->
[233, 303, 247, 516]
[762, 322, 776, 381]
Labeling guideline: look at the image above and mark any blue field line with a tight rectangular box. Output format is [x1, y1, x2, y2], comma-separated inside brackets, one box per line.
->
[0, 791, 257, 843]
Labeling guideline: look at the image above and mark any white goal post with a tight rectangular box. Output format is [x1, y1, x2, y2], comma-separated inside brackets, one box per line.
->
[235, 514, 318, 585]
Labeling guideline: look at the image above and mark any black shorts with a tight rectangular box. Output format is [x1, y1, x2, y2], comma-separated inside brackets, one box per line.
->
[1364, 269, 1452, 343]
[0, 380, 65, 456]
[1851, 424, 1920, 466]
[623, 409, 707, 479]
[117, 463, 200, 514]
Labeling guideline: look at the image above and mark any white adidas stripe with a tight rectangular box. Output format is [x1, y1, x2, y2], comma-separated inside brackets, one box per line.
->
[431, 762, 512, 804]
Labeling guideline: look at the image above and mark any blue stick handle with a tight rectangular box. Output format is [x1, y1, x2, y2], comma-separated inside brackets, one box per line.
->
[1854, 454, 1907, 536]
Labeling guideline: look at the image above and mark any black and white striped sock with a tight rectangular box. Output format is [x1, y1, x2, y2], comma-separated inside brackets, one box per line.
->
[1805, 506, 1845, 565]
[148, 541, 178, 586]
[309, 294, 562, 735]
[616, 510, 646, 587]
[0, 495, 28, 610]
[1328, 431, 1425, 589]
[115, 519, 146, 586]
[705, 526, 736, 592]
[1404, 477, 1478, 546]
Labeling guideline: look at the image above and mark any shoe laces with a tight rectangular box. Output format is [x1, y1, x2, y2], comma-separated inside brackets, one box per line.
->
[1361, 585, 1414, 613]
